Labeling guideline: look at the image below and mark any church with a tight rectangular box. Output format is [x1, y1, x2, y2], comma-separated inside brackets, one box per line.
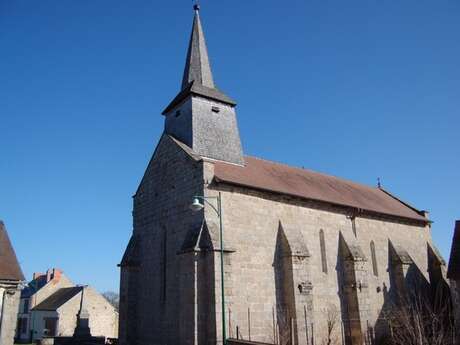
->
[119, 6, 450, 345]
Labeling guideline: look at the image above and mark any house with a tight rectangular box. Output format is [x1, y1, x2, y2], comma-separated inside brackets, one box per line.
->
[119, 5, 450, 345]
[30, 285, 118, 341]
[0, 220, 25, 345]
[16, 268, 73, 342]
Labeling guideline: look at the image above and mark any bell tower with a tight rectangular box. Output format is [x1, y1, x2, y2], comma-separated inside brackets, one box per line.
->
[162, 5, 244, 165]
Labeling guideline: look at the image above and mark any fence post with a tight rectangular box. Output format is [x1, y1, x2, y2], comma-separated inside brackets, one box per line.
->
[236, 326, 239, 340]
[229, 308, 232, 339]
[341, 320, 345, 345]
[277, 322, 281, 345]
[304, 305, 309, 345]
[311, 322, 315, 345]
[248, 307, 251, 341]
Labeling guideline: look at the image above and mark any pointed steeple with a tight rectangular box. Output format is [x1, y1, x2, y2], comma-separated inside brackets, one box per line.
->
[162, 4, 244, 166]
[181, 5, 215, 90]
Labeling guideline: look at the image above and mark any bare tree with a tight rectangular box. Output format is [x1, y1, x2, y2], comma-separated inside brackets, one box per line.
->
[321, 305, 340, 345]
[102, 291, 119, 312]
[383, 287, 456, 345]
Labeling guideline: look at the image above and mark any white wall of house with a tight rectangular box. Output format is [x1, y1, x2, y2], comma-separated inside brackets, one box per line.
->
[30, 310, 59, 341]
[18, 272, 73, 341]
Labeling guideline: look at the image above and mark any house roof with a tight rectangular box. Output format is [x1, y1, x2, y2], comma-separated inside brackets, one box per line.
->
[21, 276, 48, 298]
[0, 220, 25, 282]
[213, 156, 427, 223]
[32, 287, 82, 311]
[447, 220, 460, 280]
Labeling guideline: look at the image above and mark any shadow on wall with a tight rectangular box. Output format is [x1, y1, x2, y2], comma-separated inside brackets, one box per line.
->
[274, 225, 296, 345]
[373, 241, 454, 345]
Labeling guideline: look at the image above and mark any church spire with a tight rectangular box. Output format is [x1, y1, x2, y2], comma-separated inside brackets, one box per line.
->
[162, 4, 244, 165]
[181, 4, 215, 90]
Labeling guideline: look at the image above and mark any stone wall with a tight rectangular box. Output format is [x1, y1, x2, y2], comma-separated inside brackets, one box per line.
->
[31, 287, 118, 341]
[450, 279, 460, 345]
[56, 287, 118, 339]
[0, 284, 21, 345]
[203, 160, 435, 345]
[120, 137, 443, 345]
[120, 134, 207, 345]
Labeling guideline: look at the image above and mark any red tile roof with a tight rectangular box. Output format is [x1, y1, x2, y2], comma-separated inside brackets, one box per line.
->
[447, 220, 460, 280]
[213, 156, 427, 222]
[0, 221, 25, 282]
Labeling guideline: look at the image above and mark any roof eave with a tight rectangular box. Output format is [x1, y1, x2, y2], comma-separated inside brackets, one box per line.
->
[213, 177, 429, 225]
[161, 82, 236, 115]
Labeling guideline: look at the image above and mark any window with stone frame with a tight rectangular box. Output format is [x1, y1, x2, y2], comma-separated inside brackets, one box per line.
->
[319, 229, 328, 274]
[370, 241, 378, 276]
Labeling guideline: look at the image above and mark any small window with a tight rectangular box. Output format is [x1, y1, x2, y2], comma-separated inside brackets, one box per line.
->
[370, 241, 378, 276]
[319, 229, 328, 274]
[175, 110, 181, 117]
[211, 106, 220, 113]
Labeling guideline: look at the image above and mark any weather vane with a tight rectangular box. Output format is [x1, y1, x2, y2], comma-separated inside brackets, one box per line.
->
[193, 0, 200, 11]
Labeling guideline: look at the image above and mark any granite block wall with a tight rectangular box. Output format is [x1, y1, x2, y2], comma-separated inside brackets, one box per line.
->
[0, 285, 21, 345]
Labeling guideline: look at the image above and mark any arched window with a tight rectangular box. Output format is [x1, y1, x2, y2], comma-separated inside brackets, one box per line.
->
[319, 230, 328, 274]
[370, 241, 378, 276]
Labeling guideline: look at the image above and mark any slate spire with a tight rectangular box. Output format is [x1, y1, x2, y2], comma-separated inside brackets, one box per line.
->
[162, 4, 244, 165]
[181, 5, 215, 90]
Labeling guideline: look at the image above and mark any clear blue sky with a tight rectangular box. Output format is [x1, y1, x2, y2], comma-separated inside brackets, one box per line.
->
[1, 0, 459, 292]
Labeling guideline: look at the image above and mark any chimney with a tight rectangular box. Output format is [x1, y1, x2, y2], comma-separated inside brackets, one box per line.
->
[52, 268, 62, 281]
[421, 210, 430, 219]
[33, 272, 45, 280]
[46, 268, 63, 282]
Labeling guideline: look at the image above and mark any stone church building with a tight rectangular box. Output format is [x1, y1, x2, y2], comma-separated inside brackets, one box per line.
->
[119, 6, 449, 345]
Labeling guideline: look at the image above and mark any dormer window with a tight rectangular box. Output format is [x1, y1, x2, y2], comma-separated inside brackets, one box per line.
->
[211, 106, 220, 113]
[175, 110, 181, 117]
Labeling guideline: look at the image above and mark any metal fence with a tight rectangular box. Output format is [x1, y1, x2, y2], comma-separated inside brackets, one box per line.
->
[227, 306, 383, 345]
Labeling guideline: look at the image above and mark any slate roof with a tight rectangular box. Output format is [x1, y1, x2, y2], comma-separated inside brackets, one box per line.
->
[162, 7, 235, 115]
[447, 220, 460, 280]
[181, 8, 215, 90]
[162, 81, 235, 115]
[213, 156, 427, 223]
[32, 287, 82, 311]
[21, 276, 48, 298]
[0, 220, 25, 282]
